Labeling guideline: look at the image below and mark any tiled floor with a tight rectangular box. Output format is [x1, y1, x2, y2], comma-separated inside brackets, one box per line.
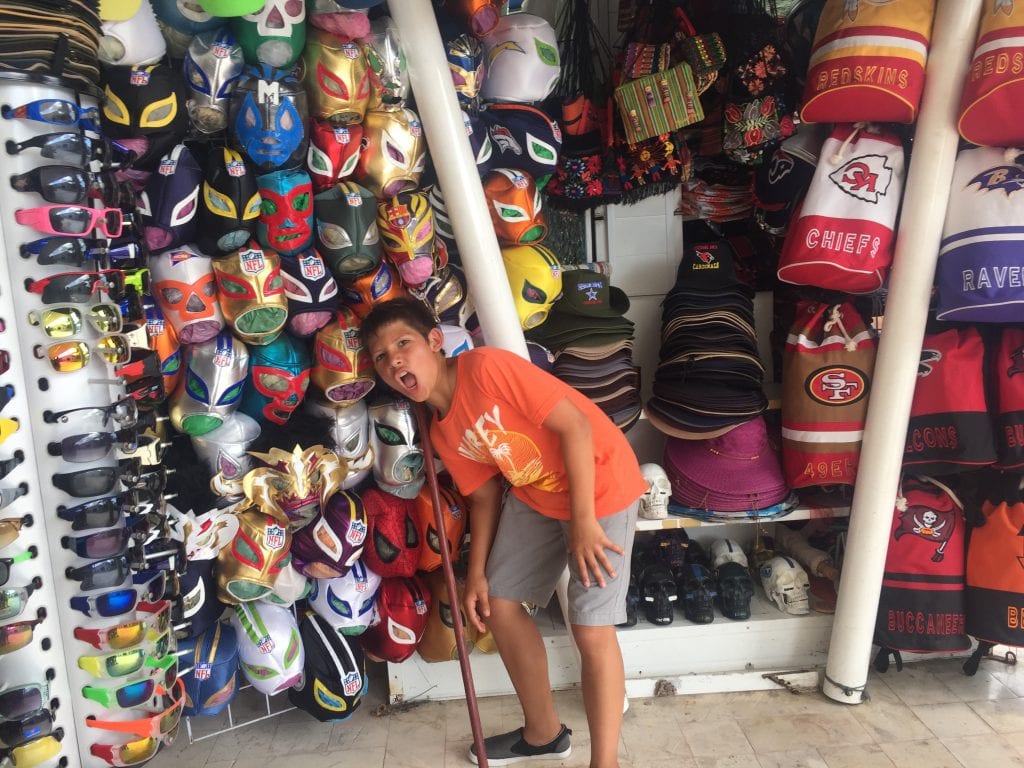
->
[149, 653, 1024, 768]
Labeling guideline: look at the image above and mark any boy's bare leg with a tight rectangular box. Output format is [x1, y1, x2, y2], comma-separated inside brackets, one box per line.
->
[487, 596, 562, 745]
[572, 624, 623, 768]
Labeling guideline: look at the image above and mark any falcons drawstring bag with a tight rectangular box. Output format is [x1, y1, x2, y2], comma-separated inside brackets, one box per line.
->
[993, 326, 1024, 470]
[776, 124, 905, 294]
[782, 301, 877, 489]
[936, 147, 1024, 322]
[959, 0, 1024, 148]
[873, 475, 969, 670]
[903, 325, 996, 475]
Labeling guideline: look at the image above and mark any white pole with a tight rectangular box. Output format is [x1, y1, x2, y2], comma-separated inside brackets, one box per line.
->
[389, 0, 530, 359]
[823, 0, 983, 705]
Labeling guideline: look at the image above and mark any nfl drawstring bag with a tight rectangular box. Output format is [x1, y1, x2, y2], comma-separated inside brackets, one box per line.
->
[959, 0, 1024, 148]
[776, 123, 905, 294]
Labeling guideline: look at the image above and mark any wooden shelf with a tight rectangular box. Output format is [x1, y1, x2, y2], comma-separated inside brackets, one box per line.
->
[635, 503, 850, 531]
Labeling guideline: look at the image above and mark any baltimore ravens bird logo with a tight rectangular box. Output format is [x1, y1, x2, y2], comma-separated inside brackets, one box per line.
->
[969, 165, 1024, 195]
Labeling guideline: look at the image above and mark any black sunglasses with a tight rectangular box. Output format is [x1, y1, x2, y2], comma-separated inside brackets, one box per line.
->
[9, 166, 114, 206]
[5, 132, 134, 167]
[52, 463, 129, 499]
[25, 270, 126, 305]
[0, 451, 24, 482]
[57, 489, 168, 531]
[61, 528, 131, 560]
[64, 556, 129, 591]
[47, 429, 139, 464]
[20, 236, 140, 268]
[0, 707, 54, 749]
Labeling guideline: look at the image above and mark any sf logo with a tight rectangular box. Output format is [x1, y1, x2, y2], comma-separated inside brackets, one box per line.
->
[820, 371, 860, 400]
[807, 366, 868, 406]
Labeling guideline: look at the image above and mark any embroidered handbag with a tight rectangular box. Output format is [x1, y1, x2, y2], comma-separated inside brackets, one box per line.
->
[613, 61, 704, 145]
[674, 8, 727, 76]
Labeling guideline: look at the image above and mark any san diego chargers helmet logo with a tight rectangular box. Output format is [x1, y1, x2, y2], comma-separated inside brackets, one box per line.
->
[969, 165, 1024, 195]
[843, 0, 896, 21]
[806, 366, 869, 405]
[829, 154, 893, 203]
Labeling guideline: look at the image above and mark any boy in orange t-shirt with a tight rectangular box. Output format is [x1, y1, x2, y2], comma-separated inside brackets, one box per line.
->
[362, 298, 645, 768]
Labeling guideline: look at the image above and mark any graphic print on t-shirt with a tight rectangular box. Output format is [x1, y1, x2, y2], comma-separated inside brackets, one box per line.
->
[456, 405, 561, 491]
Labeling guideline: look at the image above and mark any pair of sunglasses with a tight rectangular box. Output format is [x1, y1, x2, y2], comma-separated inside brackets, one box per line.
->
[0, 707, 53, 750]
[90, 727, 175, 767]
[9, 166, 115, 206]
[26, 270, 126, 304]
[64, 555, 128, 592]
[33, 335, 132, 372]
[73, 600, 171, 652]
[0, 548, 36, 588]
[86, 677, 183, 740]
[47, 429, 138, 464]
[28, 304, 122, 339]
[0, 681, 50, 722]
[52, 458, 147, 498]
[0, 577, 42, 622]
[2, 98, 98, 130]
[61, 528, 131, 560]
[0, 728, 63, 768]
[21, 236, 139, 268]
[57, 488, 168, 531]
[77, 630, 174, 680]
[0, 514, 31, 549]
[0, 608, 45, 656]
[44, 396, 138, 428]
[15, 204, 123, 239]
[7, 132, 134, 167]
[82, 658, 178, 710]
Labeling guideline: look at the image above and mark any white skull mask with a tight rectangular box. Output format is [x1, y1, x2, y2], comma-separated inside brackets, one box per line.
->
[639, 463, 670, 520]
[759, 556, 810, 615]
[711, 539, 748, 570]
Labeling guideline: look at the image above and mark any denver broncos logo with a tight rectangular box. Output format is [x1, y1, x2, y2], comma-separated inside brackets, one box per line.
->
[828, 154, 893, 203]
[969, 165, 1024, 195]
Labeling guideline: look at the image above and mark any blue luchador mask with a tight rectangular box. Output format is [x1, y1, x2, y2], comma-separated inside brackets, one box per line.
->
[229, 64, 309, 173]
[239, 333, 311, 426]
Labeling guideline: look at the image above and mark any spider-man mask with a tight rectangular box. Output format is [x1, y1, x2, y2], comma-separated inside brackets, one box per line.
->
[197, 148, 262, 256]
[230, 64, 309, 173]
[360, 487, 421, 578]
[239, 333, 311, 425]
[257, 169, 313, 255]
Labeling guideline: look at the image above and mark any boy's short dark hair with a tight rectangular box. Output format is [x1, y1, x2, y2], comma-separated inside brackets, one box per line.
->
[359, 298, 439, 346]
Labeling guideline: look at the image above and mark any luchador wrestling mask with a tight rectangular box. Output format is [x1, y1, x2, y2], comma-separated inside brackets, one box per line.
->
[152, 0, 222, 58]
[427, 185, 459, 262]
[170, 330, 250, 436]
[378, 192, 436, 289]
[100, 0, 166, 66]
[138, 144, 202, 253]
[302, 28, 370, 124]
[482, 168, 547, 246]
[481, 14, 559, 103]
[500, 244, 562, 330]
[307, 120, 362, 192]
[243, 444, 346, 529]
[290, 490, 367, 578]
[233, 0, 306, 69]
[239, 333, 312, 425]
[150, 246, 225, 344]
[354, 108, 426, 198]
[311, 307, 375, 405]
[364, 19, 408, 111]
[218, 508, 292, 603]
[101, 63, 189, 169]
[197, 148, 262, 256]
[338, 260, 406, 319]
[280, 249, 339, 338]
[305, 398, 372, 490]
[368, 396, 424, 499]
[231, 602, 303, 695]
[184, 27, 244, 134]
[446, 33, 484, 112]
[145, 299, 183, 396]
[409, 264, 473, 328]
[480, 103, 562, 185]
[191, 412, 262, 498]
[443, 0, 499, 37]
[230, 65, 309, 173]
[256, 170, 313, 255]
[212, 242, 288, 345]
[313, 182, 380, 280]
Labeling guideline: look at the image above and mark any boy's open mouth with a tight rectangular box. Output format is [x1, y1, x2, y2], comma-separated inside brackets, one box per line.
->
[399, 372, 417, 390]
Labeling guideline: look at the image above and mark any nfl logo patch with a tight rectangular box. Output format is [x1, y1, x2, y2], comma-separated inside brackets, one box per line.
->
[195, 662, 213, 681]
[415, 598, 428, 615]
[241, 249, 265, 274]
[213, 44, 230, 58]
[147, 317, 165, 335]
[512, 172, 528, 189]
[213, 336, 233, 367]
[342, 671, 362, 696]
[159, 159, 177, 176]
[226, 160, 246, 177]
[265, 524, 286, 550]
[343, 44, 360, 59]
[257, 635, 275, 654]
[343, 329, 361, 351]
[355, 580, 368, 592]
[300, 253, 325, 279]
[410, 120, 422, 137]
[130, 69, 150, 86]
[333, 127, 351, 144]
[346, 519, 367, 546]
[345, 191, 362, 206]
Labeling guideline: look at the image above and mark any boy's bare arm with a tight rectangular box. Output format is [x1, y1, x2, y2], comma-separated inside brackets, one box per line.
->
[464, 475, 503, 631]
[543, 397, 623, 588]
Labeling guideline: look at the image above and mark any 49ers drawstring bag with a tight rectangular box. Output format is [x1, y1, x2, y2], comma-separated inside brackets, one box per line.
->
[903, 326, 996, 475]
[874, 475, 969, 668]
[936, 147, 1024, 322]
[782, 301, 877, 488]
[993, 326, 1024, 470]
[777, 124, 905, 294]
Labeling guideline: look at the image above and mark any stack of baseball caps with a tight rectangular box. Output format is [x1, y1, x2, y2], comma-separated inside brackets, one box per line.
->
[646, 225, 767, 439]
[527, 268, 642, 431]
[0, 0, 101, 90]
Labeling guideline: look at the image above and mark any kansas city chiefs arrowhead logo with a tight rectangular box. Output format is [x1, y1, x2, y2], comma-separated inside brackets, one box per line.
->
[829, 154, 893, 203]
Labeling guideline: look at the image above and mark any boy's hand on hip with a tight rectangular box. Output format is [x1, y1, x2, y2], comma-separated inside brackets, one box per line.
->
[569, 517, 623, 589]
[463, 573, 491, 634]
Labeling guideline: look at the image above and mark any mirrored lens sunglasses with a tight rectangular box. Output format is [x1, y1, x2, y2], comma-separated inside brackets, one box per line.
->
[0, 727, 63, 768]
[0, 514, 32, 550]
[69, 588, 137, 619]
[28, 304, 123, 339]
[0, 608, 45, 656]
[81, 664, 177, 710]
[2, 98, 98, 129]
[73, 600, 172, 652]
[34, 335, 131, 372]
[76, 631, 174, 679]
[86, 677, 183, 740]
[0, 577, 42, 622]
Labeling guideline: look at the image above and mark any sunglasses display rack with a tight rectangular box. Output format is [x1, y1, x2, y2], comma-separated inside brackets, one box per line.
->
[0, 77, 176, 768]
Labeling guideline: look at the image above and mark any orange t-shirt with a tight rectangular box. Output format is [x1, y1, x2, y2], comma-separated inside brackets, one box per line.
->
[430, 347, 646, 520]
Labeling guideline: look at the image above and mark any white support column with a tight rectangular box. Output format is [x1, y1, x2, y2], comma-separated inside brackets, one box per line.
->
[823, 0, 983, 704]
[388, 0, 529, 359]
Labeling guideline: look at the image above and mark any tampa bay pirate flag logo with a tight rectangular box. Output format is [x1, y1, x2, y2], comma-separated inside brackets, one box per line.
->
[893, 495, 957, 562]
